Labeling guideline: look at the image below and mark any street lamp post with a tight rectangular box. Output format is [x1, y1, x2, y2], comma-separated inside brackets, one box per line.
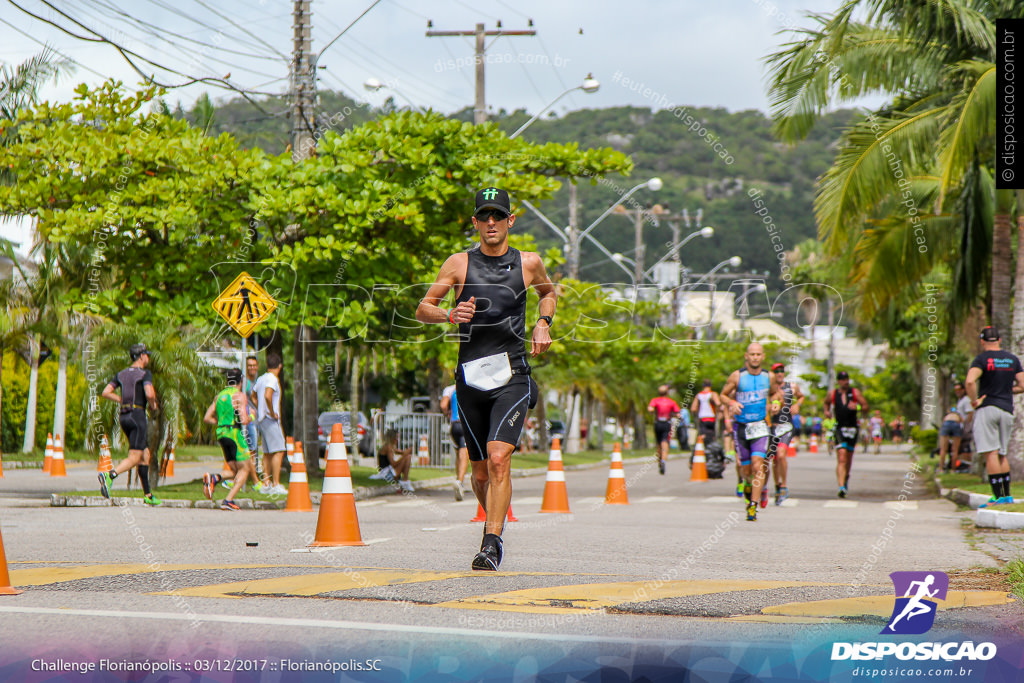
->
[363, 78, 423, 112]
[692, 256, 741, 339]
[509, 74, 600, 139]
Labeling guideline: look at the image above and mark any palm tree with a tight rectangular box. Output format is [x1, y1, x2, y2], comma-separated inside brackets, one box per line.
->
[765, 0, 1018, 323]
[0, 251, 31, 452]
[92, 326, 221, 491]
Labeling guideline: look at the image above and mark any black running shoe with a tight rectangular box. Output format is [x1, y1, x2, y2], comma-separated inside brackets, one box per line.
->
[472, 534, 503, 571]
[658, 459, 666, 475]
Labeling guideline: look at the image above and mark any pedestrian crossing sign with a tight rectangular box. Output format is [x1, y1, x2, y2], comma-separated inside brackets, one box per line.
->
[212, 272, 277, 337]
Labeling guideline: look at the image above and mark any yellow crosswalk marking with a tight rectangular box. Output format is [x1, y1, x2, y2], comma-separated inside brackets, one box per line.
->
[436, 580, 839, 614]
[10, 564, 279, 586]
[762, 591, 1015, 618]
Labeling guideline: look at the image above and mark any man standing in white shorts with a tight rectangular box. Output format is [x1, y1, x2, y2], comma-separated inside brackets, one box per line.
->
[965, 326, 1024, 507]
[255, 353, 287, 495]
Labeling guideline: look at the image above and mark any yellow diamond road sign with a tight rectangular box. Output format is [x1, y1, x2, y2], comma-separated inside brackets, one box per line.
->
[212, 272, 277, 337]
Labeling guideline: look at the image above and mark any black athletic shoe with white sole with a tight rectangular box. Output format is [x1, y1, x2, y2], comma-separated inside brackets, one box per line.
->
[472, 533, 503, 571]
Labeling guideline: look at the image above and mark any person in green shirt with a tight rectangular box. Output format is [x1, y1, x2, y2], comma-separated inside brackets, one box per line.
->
[822, 416, 837, 456]
[201, 368, 255, 510]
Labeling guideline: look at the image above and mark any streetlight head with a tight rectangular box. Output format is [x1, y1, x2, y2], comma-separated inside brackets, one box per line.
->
[581, 74, 600, 93]
[363, 78, 384, 92]
[612, 253, 624, 262]
[728, 256, 742, 267]
[612, 205, 627, 214]
[700, 226, 714, 238]
[647, 177, 663, 191]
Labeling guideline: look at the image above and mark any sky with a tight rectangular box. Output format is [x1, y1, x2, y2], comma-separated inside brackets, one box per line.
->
[0, 0, 862, 252]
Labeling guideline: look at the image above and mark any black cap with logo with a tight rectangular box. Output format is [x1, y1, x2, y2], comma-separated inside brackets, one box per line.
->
[129, 343, 151, 361]
[980, 326, 1000, 342]
[474, 187, 511, 216]
[836, 370, 850, 380]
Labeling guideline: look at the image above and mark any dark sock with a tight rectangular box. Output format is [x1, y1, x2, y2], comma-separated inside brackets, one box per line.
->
[1001, 474, 1012, 499]
[990, 475, 1001, 499]
[109, 471, 118, 480]
[138, 465, 151, 495]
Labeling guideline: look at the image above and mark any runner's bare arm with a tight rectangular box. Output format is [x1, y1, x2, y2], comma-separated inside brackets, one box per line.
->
[524, 251, 556, 357]
[101, 383, 120, 404]
[855, 389, 869, 412]
[1014, 370, 1024, 394]
[203, 402, 217, 426]
[964, 367, 984, 406]
[144, 382, 158, 412]
[792, 384, 805, 414]
[823, 390, 833, 419]
[416, 253, 474, 324]
[720, 372, 741, 415]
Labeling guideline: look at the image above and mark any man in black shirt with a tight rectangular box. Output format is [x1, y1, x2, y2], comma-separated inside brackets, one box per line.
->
[99, 343, 161, 506]
[417, 187, 556, 571]
[965, 326, 1024, 506]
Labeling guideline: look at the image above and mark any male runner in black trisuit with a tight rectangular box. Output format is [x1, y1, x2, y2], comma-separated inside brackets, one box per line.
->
[98, 343, 161, 506]
[417, 187, 556, 571]
[824, 370, 868, 498]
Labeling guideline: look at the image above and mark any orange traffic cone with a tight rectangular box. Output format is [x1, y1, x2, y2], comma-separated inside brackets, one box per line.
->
[309, 425, 365, 546]
[417, 434, 429, 466]
[471, 503, 519, 522]
[690, 436, 708, 482]
[0, 523, 22, 595]
[43, 433, 53, 474]
[605, 442, 629, 505]
[49, 434, 67, 477]
[284, 441, 313, 512]
[540, 438, 571, 513]
[165, 447, 175, 477]
[809, 434, 819, 454]
[0, 447, 4, 478]
[97, 435, 113, 473]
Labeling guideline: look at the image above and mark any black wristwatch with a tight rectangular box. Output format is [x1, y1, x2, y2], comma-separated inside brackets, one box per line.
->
[538, 315, 553, 327]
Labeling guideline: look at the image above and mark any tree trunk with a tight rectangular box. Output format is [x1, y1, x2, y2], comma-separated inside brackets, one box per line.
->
[426, 357, 442, 413]
[1004, 191, 1024, 480]
[566, 388, 581, 454]
[21, 335, 39, 452]
[595, 397, 605, 452]
[52, 346, 67, 446]
[349, 350, 360, 424]
[536, 391, 549, 451]
[293, 325, 319, 474]
[991, 194, 1013, 332]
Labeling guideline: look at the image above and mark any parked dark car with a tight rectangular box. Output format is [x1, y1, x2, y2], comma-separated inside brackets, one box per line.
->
[318, 411, 373, 458]
[547, 419, 565, 445]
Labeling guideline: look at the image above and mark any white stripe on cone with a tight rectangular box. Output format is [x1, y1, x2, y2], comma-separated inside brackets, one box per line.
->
[323, 478, 354, 495]
[545, 471, 565, 482]
[289, 472, 308, 483]
[327, 442, 349, 460]
[608, 470, 625, 479]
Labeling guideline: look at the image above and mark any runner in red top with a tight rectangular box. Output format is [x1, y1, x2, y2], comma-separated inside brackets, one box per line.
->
[648, 385, 681, 475]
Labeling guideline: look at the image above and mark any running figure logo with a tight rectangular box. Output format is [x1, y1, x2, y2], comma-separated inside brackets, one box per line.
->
[882, 571, 948, 635]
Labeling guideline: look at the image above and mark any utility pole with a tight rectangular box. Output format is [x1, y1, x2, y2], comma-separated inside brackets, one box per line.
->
[291, 0, 319, 471]
[567, 183, 579, 279]
[426, 21, 536, 124]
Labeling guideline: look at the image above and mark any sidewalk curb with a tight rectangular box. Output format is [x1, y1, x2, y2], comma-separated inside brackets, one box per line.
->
[944, 487, 996, 510]
[976, 508, 1024, 530]
[47, 452, 671, 509]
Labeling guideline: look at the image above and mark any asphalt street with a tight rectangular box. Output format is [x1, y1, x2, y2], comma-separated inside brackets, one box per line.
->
[0, 443, 1019, 678]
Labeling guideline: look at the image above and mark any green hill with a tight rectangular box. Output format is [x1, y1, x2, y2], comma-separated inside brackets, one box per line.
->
[177, 92, 854, 320]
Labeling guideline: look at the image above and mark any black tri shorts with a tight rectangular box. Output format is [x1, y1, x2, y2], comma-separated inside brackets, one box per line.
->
[450, 420, 467, 449]
[118, 407, 148, 451]
[654, 420, 672, 444]
[456, 375, 532, 462]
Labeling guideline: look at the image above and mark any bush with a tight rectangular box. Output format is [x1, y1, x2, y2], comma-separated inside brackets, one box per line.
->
[911, 427, 938, 454]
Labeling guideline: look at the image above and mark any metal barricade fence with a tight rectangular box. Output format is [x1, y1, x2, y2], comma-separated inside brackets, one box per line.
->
[372, 412, 453, 469]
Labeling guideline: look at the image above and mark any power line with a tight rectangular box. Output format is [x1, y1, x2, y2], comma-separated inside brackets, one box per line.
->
[84, 0, 285, 62]
[8, 0, 282, 111]
[0, 16, 107, 79]
[73, 0, 284, 82]
[188, 0, 288, 61]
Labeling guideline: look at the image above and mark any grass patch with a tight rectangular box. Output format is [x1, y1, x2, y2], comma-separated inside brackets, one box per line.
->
[15, 444, 226, 463]
[1006, 559, 1024, 601]
[937, 471, 1024, 500]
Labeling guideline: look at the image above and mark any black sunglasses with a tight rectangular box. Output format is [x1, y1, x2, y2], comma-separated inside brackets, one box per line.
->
[474, 209, 509, 222]
[773, 368, 785, 373]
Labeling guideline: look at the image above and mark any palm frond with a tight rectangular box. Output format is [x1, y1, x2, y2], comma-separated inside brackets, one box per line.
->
[815, 107, 946, 251]
[936, 59, 996, 198]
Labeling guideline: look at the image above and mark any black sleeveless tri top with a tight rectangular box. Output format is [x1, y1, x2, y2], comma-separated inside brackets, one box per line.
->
[456, 246, 527, 366]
